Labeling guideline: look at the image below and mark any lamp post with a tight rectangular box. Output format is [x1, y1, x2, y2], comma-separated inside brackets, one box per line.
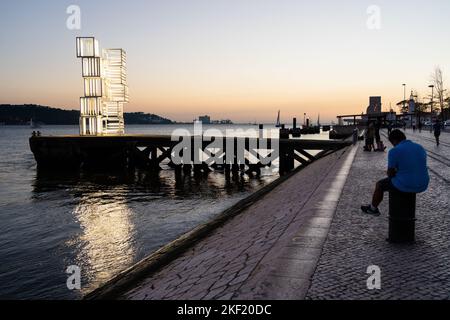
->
[402, 84, 406, 113]
[429, 85, 434, 132]
[303, 113, 306, 127]
[402, 84, 408, 128]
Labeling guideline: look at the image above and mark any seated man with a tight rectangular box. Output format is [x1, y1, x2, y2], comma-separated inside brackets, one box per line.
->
[361, 130, 429, 215]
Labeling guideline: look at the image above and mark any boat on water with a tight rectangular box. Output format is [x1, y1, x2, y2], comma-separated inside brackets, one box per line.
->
[275, 110, 281, 127]
[30, 118, 41, 129]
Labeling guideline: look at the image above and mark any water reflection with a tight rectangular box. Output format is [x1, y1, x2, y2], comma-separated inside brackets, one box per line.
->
[30, 167, 275, 298]
[70, 190, 135, 294]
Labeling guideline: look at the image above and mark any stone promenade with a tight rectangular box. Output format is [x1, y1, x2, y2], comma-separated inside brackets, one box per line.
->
[306, 130, 450, 300]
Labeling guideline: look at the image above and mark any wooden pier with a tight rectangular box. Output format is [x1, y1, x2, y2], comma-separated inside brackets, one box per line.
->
[29, 134, 351, 175]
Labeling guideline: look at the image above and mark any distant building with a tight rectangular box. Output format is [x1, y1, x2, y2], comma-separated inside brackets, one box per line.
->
[211, 119, 233, 124]
[408, 91, 416, 114]
[366, 96, 382, 114]
[198, 115, 211, 124]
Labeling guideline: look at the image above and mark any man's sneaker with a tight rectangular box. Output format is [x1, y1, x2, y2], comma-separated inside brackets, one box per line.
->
[361, 205, 380, 216]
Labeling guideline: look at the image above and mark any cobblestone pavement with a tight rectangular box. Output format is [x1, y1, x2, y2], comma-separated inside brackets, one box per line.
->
[123, 147, 353, 300]
[306, 130, 450, 300]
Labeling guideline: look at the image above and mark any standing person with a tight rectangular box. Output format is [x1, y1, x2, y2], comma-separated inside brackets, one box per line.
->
[374, 120, 381, 150]
[433, 119, 441, 146]
[364, 122, 375, 152]
[387, 122, 393, 135]
[361, 130, 429, 215]
[418, 121, 422, 133]
[374, 119, 386, 151]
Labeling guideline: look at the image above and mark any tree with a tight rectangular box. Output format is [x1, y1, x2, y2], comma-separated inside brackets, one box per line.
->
[431, 66, 448, 119]
[412, 91, 428, 116]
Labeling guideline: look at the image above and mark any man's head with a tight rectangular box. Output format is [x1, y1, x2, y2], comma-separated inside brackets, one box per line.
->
[388, 129, 406, 146]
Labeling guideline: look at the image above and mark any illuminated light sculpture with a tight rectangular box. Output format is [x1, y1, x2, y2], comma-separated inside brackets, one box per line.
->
[76, 37, 128, 135]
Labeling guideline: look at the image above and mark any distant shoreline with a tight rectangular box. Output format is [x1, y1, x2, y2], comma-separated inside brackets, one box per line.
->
[0, 104, 174, 125]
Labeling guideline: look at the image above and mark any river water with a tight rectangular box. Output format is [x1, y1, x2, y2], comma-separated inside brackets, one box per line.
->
[0, 124, 328, 299]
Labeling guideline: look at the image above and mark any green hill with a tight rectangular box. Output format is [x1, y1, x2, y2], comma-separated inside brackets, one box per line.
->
[0, 104, 173, 125]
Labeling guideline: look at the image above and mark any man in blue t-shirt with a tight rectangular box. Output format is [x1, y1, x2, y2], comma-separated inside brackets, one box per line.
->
[361, 129, 429, 215]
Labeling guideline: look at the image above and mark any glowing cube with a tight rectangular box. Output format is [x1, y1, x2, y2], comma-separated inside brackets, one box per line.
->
[82, 58, 101, 77]
[76, 37, 100, 57]
[83, 78, 103, 97]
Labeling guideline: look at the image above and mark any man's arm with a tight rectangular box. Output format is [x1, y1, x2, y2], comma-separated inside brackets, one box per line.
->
[387, 167, 397, 178]
[387, 149, 397, 178]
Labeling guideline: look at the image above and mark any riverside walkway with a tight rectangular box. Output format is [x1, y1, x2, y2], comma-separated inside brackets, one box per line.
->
[91, 129, 450, 300]
[306, 129, 450, 300]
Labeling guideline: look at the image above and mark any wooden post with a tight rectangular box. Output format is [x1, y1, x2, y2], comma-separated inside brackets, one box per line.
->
[183, 164, 192, 175]
[225, 164, 231, 181]
[150, 147, 159, 171]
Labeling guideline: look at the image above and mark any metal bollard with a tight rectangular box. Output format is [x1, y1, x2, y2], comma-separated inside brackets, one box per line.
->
[388, 190, 416, 243]
[279, 124, 290, 139]
[292, 117, 301, 138]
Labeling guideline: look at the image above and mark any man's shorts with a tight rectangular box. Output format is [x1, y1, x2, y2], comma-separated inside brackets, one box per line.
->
[378, 178, 399, 192]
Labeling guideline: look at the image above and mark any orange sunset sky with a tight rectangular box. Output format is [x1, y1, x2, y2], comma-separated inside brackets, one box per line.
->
[1, 0, 450, 123]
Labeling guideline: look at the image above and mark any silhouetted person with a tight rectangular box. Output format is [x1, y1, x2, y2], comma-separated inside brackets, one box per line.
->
[374, 119, 386, 151]
[361, 130, 429, 215]
[364, 122, 375, 152]
[387, 122, 393, 135]
[374, 120, 381, 147]
[433, 120, 441, 146]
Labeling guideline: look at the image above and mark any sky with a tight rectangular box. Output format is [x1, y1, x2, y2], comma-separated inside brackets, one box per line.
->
[1, 0, 450, 123]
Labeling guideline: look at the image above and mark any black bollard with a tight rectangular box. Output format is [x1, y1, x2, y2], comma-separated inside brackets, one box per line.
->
[388, 190, 416, 243]
[292, 118, 301, 137]
[280, 124, 290, 139]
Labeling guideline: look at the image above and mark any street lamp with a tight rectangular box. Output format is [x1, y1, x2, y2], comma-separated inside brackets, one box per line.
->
[429, 84, 434, 132]
[402, 84, 406, 113]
